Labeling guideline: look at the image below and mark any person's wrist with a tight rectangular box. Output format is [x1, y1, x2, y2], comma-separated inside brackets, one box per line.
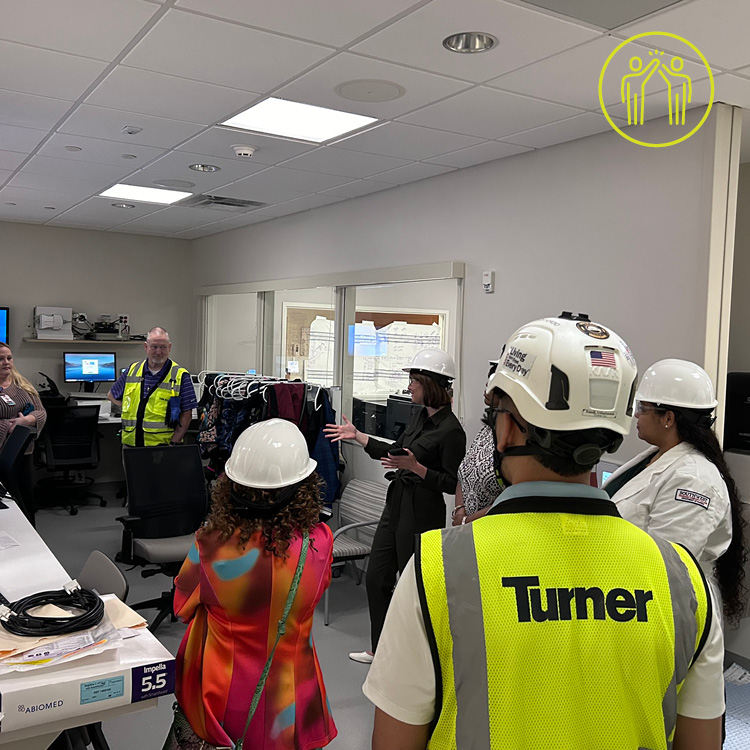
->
[451, 505, 466, 519]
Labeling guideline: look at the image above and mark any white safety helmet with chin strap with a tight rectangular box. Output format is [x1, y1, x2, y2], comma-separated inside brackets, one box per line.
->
[403, 348, 456, 386]
[225, 418, 317, 489]
[486, 313, 638, 465]
[636, 358, 717, 410]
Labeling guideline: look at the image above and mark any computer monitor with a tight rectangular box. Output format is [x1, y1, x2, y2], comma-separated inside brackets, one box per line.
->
[63, 352, 116, 392]
[596, 459, 620, 489]
[385, 395, 418, 441]
[0, 307, 8, 344]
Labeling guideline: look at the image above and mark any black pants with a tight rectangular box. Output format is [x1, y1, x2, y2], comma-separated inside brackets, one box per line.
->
[366, 502, 418, 652]
[16, 453, 35, 527]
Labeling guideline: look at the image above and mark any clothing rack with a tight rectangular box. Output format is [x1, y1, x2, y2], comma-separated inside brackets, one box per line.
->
[198, 371, 327, 409]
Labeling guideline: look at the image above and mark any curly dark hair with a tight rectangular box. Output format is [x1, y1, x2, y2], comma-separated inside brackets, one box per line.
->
[202, 472, 324, 557]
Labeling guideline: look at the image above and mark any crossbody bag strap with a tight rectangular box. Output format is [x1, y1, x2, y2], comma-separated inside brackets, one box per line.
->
[234, 529, 310, 750]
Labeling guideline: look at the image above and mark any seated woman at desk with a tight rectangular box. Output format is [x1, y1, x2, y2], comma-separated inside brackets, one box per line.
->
[164, 418, 337, 750]
[0, 342, 46, 523]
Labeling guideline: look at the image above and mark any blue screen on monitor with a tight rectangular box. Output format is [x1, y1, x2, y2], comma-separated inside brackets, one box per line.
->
[0, 308, 8, 344]
[63, 352, 117, 383]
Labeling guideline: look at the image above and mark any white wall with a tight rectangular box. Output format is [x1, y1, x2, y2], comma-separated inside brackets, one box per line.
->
[0, 222, 194, 389]
[211, 292, 258, 373]
[193, 110, 722, 459]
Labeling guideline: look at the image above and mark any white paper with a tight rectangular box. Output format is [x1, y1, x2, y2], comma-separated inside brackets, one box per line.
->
[724, 662, 750, 685]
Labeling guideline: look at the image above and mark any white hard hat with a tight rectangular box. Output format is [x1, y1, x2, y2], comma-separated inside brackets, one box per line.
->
[636, 358, 717, 410]
[402, 348, 456, 381]
[224, 418, 317, 489]
[486, 314, 637, 436]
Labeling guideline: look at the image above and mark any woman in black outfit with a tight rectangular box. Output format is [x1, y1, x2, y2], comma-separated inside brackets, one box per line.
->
[324, 348, 466, 663]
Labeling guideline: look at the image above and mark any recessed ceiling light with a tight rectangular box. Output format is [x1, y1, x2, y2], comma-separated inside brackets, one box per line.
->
[335, 79, 406, 103]
[64, 145, 82, 152]
[189, 163, 220, 172]
[99, 184, 192, 205]
[121, 153, 138, 160]
[153, 179, 196, 189]
[442, 32, 498, 53]
[111, 202, 136, 209]
[121, 125, 143, 135]
[221, 97, 377, 143]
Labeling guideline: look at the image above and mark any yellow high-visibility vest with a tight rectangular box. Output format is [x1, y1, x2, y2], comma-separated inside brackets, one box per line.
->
[121, 360, 188, 446]
[417, 497, 710, 750]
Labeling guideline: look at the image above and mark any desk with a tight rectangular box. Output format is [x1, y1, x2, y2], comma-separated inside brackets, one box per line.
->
[0, 500, 175, 749]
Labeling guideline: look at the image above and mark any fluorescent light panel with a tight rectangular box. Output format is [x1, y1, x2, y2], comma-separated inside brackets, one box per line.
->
[221, 97, 377, 143]
[99, 184, 192, 204]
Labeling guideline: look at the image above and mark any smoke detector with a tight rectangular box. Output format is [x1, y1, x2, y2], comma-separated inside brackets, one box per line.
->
[232, 144, 256, 158]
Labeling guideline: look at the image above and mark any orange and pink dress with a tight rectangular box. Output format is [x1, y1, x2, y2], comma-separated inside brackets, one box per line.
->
[173, 523, 337, 750]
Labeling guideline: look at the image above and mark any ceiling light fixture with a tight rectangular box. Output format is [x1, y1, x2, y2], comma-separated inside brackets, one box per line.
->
[335, 79, 406, 103]
[64, 145, 82, 152]
[99, 184, 192, 205]
[121, 125, 143, 136]
[111, 202, 136, 209]
[189, 163, 220, 172]
[221, 97, 377, 143]
[442, 32, 498, 53]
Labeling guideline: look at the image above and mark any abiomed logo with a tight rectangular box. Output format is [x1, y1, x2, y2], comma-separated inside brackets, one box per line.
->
[599, 32, 714, 148]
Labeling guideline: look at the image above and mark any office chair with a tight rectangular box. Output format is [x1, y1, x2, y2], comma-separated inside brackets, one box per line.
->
[0, 426, 34, 520]
[324, 479, 387, 626]
[117, 444, 208, 632]
[36, 405, 104, 516]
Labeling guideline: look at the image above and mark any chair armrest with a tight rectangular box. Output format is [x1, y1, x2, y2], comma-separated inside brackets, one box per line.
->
[332, 520, 378, 541]
[115, 514, 142, 527]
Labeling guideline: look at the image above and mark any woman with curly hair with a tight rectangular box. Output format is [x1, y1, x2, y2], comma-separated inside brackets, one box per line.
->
[164, 418, 337, 750]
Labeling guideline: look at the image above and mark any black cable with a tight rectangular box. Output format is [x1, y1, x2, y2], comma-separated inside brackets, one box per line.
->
[1, 586, 104, 637]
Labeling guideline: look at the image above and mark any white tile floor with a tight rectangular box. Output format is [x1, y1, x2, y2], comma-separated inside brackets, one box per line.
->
[33, 493, 750, 749]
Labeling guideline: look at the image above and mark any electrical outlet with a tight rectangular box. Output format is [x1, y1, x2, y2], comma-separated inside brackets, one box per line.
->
[118, 314, 129, 326]
[72, 311, 87, 323]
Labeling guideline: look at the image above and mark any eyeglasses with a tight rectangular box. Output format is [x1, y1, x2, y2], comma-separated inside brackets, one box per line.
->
[634, 401, 667, 417]
[147, 344, 169, 351]
[485, 405, 527, 433]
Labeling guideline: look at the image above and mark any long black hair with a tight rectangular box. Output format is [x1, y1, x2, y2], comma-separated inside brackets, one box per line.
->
[673, 409, 748, 623]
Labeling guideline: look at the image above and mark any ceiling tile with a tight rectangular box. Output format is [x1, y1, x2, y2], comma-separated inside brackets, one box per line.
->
[620, 0, 750, 70]
[171, 210, 281, 237]
[177, 127, 316, 165]
[51, 196, 163, 223]
[0, 90, 73, 130]
[425, 140, 531, 168]
[46, 217, 125, 230]
[282, 147, 411, 177]
[123, 9, 331, 92]
[352, 0, 601, 83]
[710, 73, 750, 110]
[522, 0, 683, 30]
[318, 179, 394, 199]
[606, 75, 715, 121]
[22, 155, 136, 183]
[332, 122, 484, 160]
[271, 193, 345, 217]
[39, 133, 165, 167]
[125, 151, 266, 192]
[0, 0, 161, 61]
[0, 169, 12, 185]
[220, 166, 354, 195]
[0, 185, 82, 213]
[58, 105, 205, 149]
[0, 150, 27, 170]
[369, 161, 455, 185]
[0, 42, 108, 99]
[400, 87, 581, 139]
[501, 112, 623, 149]
[168, 225, 231, 239]
[9, 171, 111, 198]
[488, 37, 624, 110]
[176, 0, 420, 47]
[114, 205, 239, 232]
[86, 67, 259, 125]
[0, 124, 47, 154]
[274, 53, 472, 119]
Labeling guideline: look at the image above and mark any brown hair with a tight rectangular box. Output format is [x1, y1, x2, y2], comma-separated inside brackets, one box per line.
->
[0, 342, 39, 397]
[201, 472, 324, 557]
[411, 372, 452, 409]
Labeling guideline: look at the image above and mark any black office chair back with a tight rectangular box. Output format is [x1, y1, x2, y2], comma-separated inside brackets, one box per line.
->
[40, 405, 100, 468]
[123, 444, 208, 539]
[0, 426, 33, 502]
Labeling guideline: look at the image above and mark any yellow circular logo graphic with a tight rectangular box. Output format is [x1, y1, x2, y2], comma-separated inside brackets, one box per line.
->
[598, 32, 714, 148]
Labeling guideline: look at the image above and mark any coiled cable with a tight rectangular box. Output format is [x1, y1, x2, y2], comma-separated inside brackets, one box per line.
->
[0, 583, 104, 637]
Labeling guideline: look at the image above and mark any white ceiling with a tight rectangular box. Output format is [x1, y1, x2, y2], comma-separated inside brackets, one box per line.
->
[0, 0, 749, 239]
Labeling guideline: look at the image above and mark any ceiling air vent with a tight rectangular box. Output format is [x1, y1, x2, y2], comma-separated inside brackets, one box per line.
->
[178, 194, 267, 212]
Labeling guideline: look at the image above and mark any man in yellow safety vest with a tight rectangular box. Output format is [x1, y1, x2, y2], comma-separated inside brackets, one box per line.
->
[364, 313, 724, 750]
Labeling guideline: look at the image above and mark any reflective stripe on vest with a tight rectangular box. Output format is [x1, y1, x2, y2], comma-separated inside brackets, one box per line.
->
[121, 360, 187, 446]
[416, 512, 709, 750]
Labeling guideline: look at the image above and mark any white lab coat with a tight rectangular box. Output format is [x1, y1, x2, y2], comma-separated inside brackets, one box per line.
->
[604, 442, 732, 574]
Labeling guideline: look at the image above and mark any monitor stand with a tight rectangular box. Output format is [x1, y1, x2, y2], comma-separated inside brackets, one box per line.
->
[83, 382, 95, 393]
